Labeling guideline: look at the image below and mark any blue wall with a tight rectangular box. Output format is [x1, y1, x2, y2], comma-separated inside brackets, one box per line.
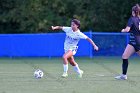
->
[0, 32, 129, 57]
[0, 32, 92, 57]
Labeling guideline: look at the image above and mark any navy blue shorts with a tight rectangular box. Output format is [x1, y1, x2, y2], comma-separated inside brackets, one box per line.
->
[129, 42, 140, 52]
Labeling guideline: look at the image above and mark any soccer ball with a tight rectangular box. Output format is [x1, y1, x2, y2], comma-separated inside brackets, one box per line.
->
[34, 69, 44, 79]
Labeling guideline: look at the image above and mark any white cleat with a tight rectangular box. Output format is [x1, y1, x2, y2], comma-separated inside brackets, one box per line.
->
[78, 70, 84, 78]
[115, 74, 127, 80]
[61, 72, 68, 78]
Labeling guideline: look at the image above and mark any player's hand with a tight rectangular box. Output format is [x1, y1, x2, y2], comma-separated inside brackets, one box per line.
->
[94, 45, 99, 51]
[51, 26, 55, 30]
[121, 29, 125, 32]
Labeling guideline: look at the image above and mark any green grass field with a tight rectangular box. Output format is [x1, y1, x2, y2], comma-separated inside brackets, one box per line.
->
[0, 56, 139, 93]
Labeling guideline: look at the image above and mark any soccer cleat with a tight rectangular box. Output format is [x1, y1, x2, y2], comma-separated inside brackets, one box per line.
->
[78, 70, 84, 78]
[115, 74, 127, 80]
[61, 72, 68, 78]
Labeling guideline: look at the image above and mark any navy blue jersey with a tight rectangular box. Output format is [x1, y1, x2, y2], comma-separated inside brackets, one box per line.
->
[127, 17, 140, 46]
[127, 16, 140, 35]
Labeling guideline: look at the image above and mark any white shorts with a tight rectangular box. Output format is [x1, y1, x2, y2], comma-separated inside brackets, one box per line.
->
[65, 46, 78, 55]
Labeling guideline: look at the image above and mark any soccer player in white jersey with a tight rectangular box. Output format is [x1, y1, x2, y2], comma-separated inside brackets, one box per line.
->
[52, 19, 99, 78]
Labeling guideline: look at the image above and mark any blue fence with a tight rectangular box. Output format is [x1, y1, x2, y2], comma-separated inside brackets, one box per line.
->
[0, 32, 129, 57]
[92, 32, 129, 56]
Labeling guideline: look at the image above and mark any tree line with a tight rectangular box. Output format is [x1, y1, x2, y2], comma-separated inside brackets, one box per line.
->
[0, 0, 139, 33]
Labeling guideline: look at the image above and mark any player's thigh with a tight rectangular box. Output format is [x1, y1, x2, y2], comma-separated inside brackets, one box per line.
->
[63, 50, 73, 59]
[122, 44, 135, 59]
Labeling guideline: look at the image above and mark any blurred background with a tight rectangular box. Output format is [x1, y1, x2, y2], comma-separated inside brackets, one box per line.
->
[0, 0, 140, 33]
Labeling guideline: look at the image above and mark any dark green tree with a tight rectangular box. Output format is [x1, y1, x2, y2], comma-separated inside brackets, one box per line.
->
[0, 0, 139, 33]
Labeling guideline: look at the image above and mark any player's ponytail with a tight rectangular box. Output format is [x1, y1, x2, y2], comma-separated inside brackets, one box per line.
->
[132, 4, 140, 17]
[136, 4, 140, 16]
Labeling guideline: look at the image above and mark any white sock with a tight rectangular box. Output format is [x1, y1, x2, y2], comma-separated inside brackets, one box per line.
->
[63, 64, 68, 73]
[73, 64, 81, 74]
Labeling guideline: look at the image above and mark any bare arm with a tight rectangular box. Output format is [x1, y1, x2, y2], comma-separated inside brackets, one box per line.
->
[86, 37, 99, 51]
[51, 26, 63, 30]
[121, 26, 130, 32]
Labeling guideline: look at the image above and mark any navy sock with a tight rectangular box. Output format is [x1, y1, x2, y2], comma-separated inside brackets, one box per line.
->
[122, 59, 128, 75]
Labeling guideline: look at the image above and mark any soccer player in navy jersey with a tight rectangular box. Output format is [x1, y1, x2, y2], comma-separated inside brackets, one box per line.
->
[52, 19, 99, 78]
[115, 4, 140, 80]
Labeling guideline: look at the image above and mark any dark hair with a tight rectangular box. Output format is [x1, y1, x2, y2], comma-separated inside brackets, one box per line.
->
[132, 4, 140, 16]
[71, 19, 80, 28]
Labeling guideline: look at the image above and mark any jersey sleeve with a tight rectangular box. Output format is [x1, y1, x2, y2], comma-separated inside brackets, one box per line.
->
[127, 17, 133, 27]
[78, 32, 88, 39]
[62, 27, 71, 33]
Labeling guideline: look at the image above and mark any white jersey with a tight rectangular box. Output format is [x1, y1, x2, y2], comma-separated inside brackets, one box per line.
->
[62, 27, 88, 51]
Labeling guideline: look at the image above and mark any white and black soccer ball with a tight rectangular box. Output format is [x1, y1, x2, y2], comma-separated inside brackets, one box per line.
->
[34, 69, 44, 79]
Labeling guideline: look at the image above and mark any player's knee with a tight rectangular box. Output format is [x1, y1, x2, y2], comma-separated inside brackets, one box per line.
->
[122, 54, 128, 59]
[62, 55, 67, 60]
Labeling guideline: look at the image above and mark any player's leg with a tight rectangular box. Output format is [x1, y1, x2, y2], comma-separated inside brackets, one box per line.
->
[68, 56, 76, 66]
[122, 44, 135, 74]
[61, 50, 73, 78]
[115, 44, 135, 80]
[122, 44, 135, 59]
[68, 56, 83, 78]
